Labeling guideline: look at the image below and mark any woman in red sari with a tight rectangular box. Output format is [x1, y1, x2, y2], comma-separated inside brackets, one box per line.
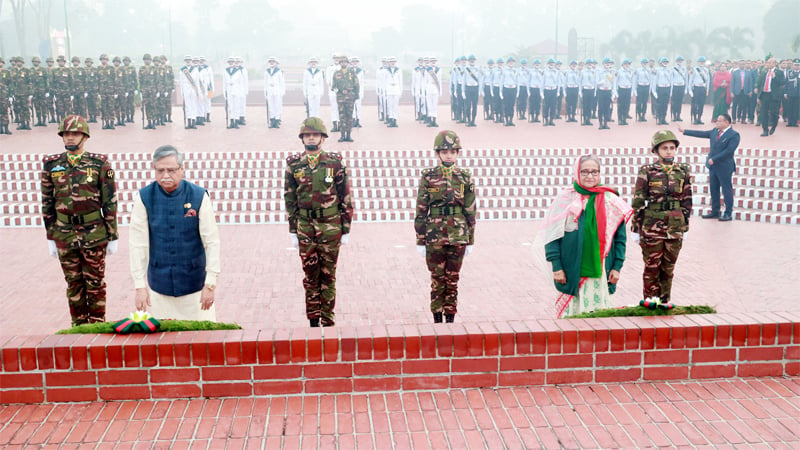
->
[712, 62, 733, 119]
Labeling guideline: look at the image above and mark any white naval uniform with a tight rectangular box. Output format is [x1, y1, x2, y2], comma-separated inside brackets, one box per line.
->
[223, 66, 245, 121]
[303, 67, 324, 117]
[264, 66, 285, 120]
[180, 65, 201, 120]
[385, 66, 403, 120]
[353, 67, 365, 120]
[425, 66, 442, 118]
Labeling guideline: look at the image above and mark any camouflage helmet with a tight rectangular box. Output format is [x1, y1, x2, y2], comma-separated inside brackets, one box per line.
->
[112, 56, 121, 63]
[651, 130, 679, 153]
[56, 55, 66, 62]
[99, 53, 108, 61]
[71, 56, 80, 63]
[433, 130, 462, 152]
[46, 56, 54, 63]
[58, 115, 91, 138]
[123, 56, 131, 62]
[85, 57, 93, 63]
[32, 56, 41, 63]
[298, 117, 328, 138]
[143, 53, 152, 61]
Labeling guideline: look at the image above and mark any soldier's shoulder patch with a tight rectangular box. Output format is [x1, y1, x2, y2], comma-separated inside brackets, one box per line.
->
[85, 152, 108, 162]
[459, 168, 471, 177]
[421, 168, 434, 177]
[286, 153, 303, 164]
[106, 169, 115, 179]
[325, 151, 343, 161]
[43, 153, 62, 164]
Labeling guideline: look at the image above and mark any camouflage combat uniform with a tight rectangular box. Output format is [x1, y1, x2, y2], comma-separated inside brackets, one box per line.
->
[70, 58, 87, 117]
[84, 59, 100, 122]
[41, 122, 118, 325]
[414, 162, 476, 317]
[139, 57, 158, 123]
[10, 59, 32, 129]
[51, 58, 73, 120]
[0, 59, 10, 133]
[97, 61, 116, 125]
[160, 57, 174, 123]
[631, 161, 692, 302]
[122, 57, 138, 122]
[112, 59, 127, 125]
[331, 63, 360, 140]
[284, 149, 354, 326]
[29, 59, 49, 126]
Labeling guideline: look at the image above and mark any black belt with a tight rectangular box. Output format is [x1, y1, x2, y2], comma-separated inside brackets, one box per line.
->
[56, 210, 102, 225]
[647, 201, 681, 211]
[298, 205, 339, 219]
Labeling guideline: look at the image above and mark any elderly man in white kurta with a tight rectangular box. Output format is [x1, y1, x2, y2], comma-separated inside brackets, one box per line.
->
[130, 145, 221, 321]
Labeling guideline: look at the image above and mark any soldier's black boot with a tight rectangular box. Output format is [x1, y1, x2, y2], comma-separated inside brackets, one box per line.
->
[433, 312, 443, 324]
[206, 113, 210, 122]
[195, 117, 204, 126]
[239, 116, 246, 126]
[332, 121, 339, 132]
[268, 118, 274, 128]
[445, 314, 455, 323]
[309, 318, 320, 328]
[108, 120, 115, 130]
[338, 132, 346, 142]
[427, 118, 438, 128]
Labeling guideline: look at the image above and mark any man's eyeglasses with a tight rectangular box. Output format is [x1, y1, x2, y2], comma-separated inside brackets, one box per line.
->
[580, 170, 600, 176]
[156, 167, 181, 175]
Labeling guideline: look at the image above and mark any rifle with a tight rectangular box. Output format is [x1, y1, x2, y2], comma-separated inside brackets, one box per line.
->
[265, 96, 270, 125]
[304, 98, 309, 118]
[141, 94, 145, 128]
[225, 95, 229, 126]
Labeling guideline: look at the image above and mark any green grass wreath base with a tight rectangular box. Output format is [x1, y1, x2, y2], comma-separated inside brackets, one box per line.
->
[564, 305, 716, 319]
[57, 320, 242, 334]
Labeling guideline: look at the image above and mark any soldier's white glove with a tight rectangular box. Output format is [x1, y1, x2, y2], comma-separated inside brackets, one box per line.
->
[107, 240, 119, 255]
[465, 245, 473, 257]
[416, 245, 426, 257]
[289, 233, 299, 249]
[28, 95, 33, 101]
[653, 92, 658, 99]
[461, 94, 466, 99]
[8, 97, 12, 104]
[164, 92, 169, 97]
[45, 93, 50, 98]
[156, 92, 161, 98]
[134, 90, 139, 95]
[630, 232, 640, 244]
[69, 95, 74, 101]
[340, 234, 350, 245]
[84, 92, 88, 98]
[113, 94, 118, 99]
[47, 240, 58, 258]
[124, 92, 128, 98]
[682, 231, 688, 241]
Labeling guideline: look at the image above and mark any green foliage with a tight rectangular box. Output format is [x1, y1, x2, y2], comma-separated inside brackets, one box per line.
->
[57, 320, 242, 334]
[763, 0, 800, 55]
[564, 305, 716, 319]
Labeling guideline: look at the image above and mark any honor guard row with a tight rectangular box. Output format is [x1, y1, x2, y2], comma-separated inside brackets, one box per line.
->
[302, 54, 361, 142]
[222, 56, 248, 130]
[178, 55, 214, 130]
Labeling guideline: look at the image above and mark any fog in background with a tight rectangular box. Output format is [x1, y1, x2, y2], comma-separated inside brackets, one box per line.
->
[1, 0, 798, 73]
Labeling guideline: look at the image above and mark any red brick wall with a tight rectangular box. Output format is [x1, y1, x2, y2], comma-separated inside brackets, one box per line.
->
[2, 313, 799, 404]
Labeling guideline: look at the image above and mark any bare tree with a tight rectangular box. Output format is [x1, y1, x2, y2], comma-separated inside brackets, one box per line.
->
[27, 0, 54, 48]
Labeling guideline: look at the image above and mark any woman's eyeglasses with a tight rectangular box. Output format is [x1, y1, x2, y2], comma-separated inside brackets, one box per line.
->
[580, 170, 600, 176]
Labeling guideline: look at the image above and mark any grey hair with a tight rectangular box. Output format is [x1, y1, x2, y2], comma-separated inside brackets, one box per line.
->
[152, 145, 184, 166]
[578, 154, 601, 167]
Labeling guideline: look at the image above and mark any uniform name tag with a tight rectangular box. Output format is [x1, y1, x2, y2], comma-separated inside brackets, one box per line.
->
[51, 171, 65, 178]
[427, 188, 440, 193]
[294, 171, 305, 180]
[649, 181, 663, 187]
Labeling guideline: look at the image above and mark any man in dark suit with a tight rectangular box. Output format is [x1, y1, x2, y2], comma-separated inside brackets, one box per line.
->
[679, 113, 740, 221]
[730, 60, 754, 124]
[755, 57, 786, 136]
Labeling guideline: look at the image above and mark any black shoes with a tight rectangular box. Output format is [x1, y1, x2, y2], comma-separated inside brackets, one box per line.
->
[309, 318, 320, 327]
[701, 212, 719, 219]
[433, 312, 443, 324]
[445, 314, 455, 323]
[718, 214, 732, 222]
[433, 313, 455, 323]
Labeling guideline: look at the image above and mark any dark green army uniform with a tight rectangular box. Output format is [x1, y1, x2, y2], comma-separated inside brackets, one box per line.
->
[45, 57, 58, 123]
[29, 57, 49, 126]
[331, 57, 360, 142]
[51, 56, 73, 121]
[631, 130, 692, 303]
[10, 57, 33, 129]
[97, 56, 116, 128]
[70, 57, 87, 118]
[284, 118, 354, 327]
[139, 55, 158, 126]
[111, 58, 127, 126]
[0, 57, 10, 134]
[160, 56, 174, 123]
[42, 115, 118, 325]
[414, 130, 476, 322]
[84, 58, 100, 122]
[122, 57, 138, 123]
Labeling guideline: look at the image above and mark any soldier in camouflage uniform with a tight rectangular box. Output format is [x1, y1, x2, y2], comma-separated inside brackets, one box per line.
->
[159, 55, 174, 124]
[51, 55, 73, 121]
[139, 54, 158, 129]
[414, 130, 476, 323]
[331, 55, 360, 142]
[122, 56, 138, 123]
[112, 56, 127, 126]
[11, 56, 33, 130]
[284, 117, 354, 327]
[41, 115, 119, 326]
[70, 56, 88, 118]
[630, 130, 692, 306]
[30, 56, 49, 126]
[84, 57, 99, 123]
[45, 56, 58, 123]
[0, 57, 11, 135]
[97, 54, 117, 129]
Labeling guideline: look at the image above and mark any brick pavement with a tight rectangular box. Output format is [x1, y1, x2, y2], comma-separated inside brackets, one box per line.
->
[1, 377, 799, 448]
